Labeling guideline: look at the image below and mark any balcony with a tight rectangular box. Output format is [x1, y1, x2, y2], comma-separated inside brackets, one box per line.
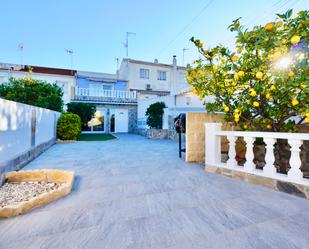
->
[72, 87, 137, 104]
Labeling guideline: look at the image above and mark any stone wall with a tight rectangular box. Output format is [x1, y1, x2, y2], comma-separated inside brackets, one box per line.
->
[0, 138, 56, 186]
[135, 128, 169, 139]
[185, 112, 233, 163]
[205, 165, 309, 199]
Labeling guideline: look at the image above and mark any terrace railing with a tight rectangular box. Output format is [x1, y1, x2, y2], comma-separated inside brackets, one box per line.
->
[205, 122, 309, 186]
[73, 87, 137, 102]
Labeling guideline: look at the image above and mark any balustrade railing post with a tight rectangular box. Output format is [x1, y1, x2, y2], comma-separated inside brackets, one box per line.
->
[263, 138, 276, 176]
[244, 136, 255, 172]
[205, 123, 222, 167]
[227, 136, 237, 167]
[288, 139, 303, 183]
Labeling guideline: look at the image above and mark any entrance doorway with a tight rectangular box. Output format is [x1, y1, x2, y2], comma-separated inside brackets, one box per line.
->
[110, 109, 128, 133]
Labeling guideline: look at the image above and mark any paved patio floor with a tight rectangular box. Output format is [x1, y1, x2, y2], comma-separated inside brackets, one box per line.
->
[1, 134, 309, 249]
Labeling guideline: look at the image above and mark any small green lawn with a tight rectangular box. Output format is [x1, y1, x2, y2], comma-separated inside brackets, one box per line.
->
[78, 133, 116, 141]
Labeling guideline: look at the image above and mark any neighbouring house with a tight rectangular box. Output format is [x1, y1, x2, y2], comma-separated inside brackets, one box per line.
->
[0, 63, 76, 105]
[118, 56, 209, 130]
[72, 71, 137, 133]
[118, 56, 188, 100]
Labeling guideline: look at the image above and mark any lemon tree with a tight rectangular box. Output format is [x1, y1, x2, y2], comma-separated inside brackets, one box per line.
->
[187, 9, 308, 132]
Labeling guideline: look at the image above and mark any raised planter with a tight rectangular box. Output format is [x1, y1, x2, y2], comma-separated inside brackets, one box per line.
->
[0, 169, 74, 218]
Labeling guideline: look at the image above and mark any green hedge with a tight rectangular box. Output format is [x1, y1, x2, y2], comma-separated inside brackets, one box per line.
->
[57, 113, 81, 140]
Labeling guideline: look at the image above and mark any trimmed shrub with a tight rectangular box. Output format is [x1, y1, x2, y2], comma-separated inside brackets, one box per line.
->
[66, 102, 96, 129]
[57, 113, 81, 140]
[146, 102, 166, 129]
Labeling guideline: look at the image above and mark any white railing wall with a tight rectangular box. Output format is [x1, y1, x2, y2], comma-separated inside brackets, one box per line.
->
[205, 123, 309, 186]
[74, 87, 137, 100]
[0, 98, 61, 166]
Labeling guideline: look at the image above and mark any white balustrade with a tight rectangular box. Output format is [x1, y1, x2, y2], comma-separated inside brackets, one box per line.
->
[73, 87, 137, 101]
[227, 136, 237, 167]
[205, 122, 309, 186]
[244, 136, 255, 171]
[288, 139, 303, 182]
[263, 138, 276, 176]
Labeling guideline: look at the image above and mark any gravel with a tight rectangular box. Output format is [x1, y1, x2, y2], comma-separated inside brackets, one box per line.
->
[0, 182, 63, 208]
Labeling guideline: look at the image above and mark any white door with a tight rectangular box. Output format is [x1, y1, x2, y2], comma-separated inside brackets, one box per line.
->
[115, 109, 128, 132]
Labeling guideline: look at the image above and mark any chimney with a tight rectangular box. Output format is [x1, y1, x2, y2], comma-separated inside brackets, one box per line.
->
[171, 55, 177, 96]
[154, 59, 158, 63]
[172, 55, 177, 67]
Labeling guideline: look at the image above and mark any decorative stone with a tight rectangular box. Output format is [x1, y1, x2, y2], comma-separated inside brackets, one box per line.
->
[0, 169, 74, 218]
[222, 168, 233, 178]
[276, 181, 306, 198]
[246, 174, 275, 188]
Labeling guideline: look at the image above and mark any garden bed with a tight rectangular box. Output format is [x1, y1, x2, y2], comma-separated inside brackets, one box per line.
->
[0, 169, 74, 218]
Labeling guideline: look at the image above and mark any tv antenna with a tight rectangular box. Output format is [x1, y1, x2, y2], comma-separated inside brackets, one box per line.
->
[122, 32, 136, 58]
[18, 43, 24, 65]
[182, 48, 189, 66]
[65, 49, 74, 70]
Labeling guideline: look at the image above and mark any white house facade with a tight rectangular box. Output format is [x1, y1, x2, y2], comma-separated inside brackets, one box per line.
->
[0, 57, 207, 133]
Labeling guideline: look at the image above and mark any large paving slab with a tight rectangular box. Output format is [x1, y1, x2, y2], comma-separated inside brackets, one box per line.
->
[0, 134, 308, 249]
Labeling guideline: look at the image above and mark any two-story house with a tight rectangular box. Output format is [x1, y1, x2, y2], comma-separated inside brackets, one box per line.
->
[72, 71, 137, 133]
[118, 56, 188, 100]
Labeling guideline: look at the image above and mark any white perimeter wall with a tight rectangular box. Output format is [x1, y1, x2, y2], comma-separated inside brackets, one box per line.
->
[0, 98, 60, 165]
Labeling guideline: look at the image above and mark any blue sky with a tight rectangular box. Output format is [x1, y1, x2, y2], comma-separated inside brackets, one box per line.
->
[0, 0, 308, 73]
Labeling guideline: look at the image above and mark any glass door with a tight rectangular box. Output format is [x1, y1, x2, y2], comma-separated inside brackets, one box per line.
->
[85, 109, 105, 132]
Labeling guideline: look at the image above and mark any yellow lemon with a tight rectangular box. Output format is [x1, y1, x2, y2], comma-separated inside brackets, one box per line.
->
[223, 105, 230, 112]
[291, 99, 299, 106]
[291, 35, 301, 44]
[231, 55, 238, 62]
[266, 93, 271, 99]
[234, 109, 240, 114]
[288, 71, 294, 77]
[272, 51, 281, 60]
[305, 117, 309, 123]
[234, 73, 239, 79]
[266, 124, 272, 129]
[227, 89, 234, 94]
[300, 84, 306, 90]
[276, 21, 283, 28]
[264, 22, 274, 31]
[193, 89, 199, 95]
[256, 71, 263, 79]
[238, 71, 245, 77]
[249, 89, 257, 97]
[231, 82, 237, 87]
[270, 85, 276, 91]
[305, 112, 309, 117]
[253, 101, 260, 107]
[243, 124, 248, 129]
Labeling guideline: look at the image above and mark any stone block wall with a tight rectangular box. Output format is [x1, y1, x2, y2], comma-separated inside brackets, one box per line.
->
[185, 112, 233, 163]
[205, 164, 309, 199]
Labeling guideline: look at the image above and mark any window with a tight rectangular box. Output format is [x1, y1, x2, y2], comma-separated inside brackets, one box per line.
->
[140, 68, 149, 79]
[157, 71, 167, 81]
[103, 85, 112, 91]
